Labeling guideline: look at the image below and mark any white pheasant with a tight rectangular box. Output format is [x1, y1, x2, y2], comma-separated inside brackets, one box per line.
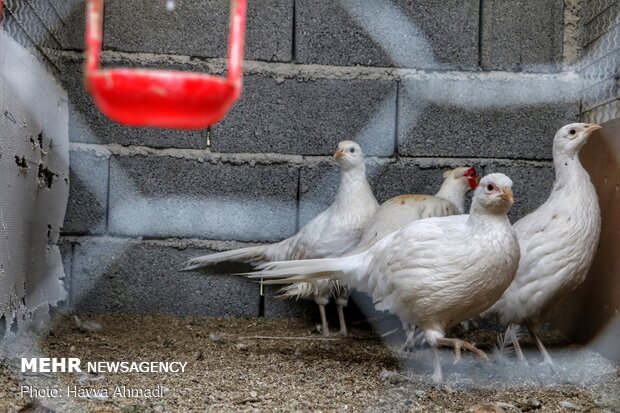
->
[278, 166, 479, 336]
[481, 123, 602, 364]
[356, 166, 478, 250]
[183, 140, 379, 336]
[250, 173, 520, 382]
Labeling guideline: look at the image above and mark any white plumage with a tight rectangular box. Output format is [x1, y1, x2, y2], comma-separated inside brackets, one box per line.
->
[183, 140, 379, 335]
[354, 166, 478, 252]
[281, 166, 478, 334]
[280, 166, 478, 335]
[481, 123, 602, 363]
[251, 173, 520, 382]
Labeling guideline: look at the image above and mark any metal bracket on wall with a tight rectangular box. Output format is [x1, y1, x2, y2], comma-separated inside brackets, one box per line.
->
[84, 0, 247, 130]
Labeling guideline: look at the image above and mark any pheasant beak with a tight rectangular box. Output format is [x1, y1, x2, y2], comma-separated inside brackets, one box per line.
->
[500, 187, 514, 204]
[585, 123, 602, 135]
[334, 149, 345, 159]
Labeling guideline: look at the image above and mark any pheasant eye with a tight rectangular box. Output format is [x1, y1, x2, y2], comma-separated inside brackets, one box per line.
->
[569, 129, 576, 135]
[349, 148, 355, 153]
[487, 184, 494, 191]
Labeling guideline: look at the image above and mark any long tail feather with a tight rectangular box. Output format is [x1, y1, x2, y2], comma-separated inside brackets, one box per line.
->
[258, 272, 334, 285]
[276, 282, 317, 300]
[182, 245, 267, 271]
[247, 254, 364, 285]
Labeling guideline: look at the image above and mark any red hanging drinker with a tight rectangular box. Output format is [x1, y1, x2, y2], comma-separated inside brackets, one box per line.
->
[84, 0, 247, 129]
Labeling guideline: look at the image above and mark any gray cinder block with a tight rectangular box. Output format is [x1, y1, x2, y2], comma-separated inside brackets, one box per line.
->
[2, 0, 60, 49]
[581, 23, 620, 72]
[212, 74, 397, 156]
[581, 77, 619, 112]
[63, 149, 109, 235]
[108, 155, 298, 242]
[580, 52, 620, 87]
[71, 239, 259, 317]
[482, 161, 555, 222]
[580, 4, 620, 112]
[57, 0, 293, 62]
[26, 1, 64, 45]
[582, 2, 620, 48]
[481, 0, 564, 71]
[582, 0, 619, 24]
[397, 77, 580, 160]
[295, 0, 479, 69]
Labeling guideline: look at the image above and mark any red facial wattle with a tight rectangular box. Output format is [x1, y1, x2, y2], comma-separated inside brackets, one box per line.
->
[466, 167, 478, 189]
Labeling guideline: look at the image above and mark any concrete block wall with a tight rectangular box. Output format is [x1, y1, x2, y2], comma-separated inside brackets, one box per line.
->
[3, 1, 600, 319]
[0, 0, 64, 74]
[580, 0, 620, 122]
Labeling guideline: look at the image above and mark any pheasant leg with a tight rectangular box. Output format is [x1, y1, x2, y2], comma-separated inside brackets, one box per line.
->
[318, 304, 330, 337]
[530, 329, 553, 365]
[431, 346, 443, 383]
[436, 337, 489, 362]
[336, 304, 348, 337]
[508, 326, 527, 363]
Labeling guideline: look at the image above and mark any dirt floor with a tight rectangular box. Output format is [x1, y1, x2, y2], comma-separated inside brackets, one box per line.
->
[0, 315, 618, 412]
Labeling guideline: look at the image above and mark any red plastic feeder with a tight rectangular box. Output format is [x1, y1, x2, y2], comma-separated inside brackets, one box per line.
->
[85, 0, 247, 129]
